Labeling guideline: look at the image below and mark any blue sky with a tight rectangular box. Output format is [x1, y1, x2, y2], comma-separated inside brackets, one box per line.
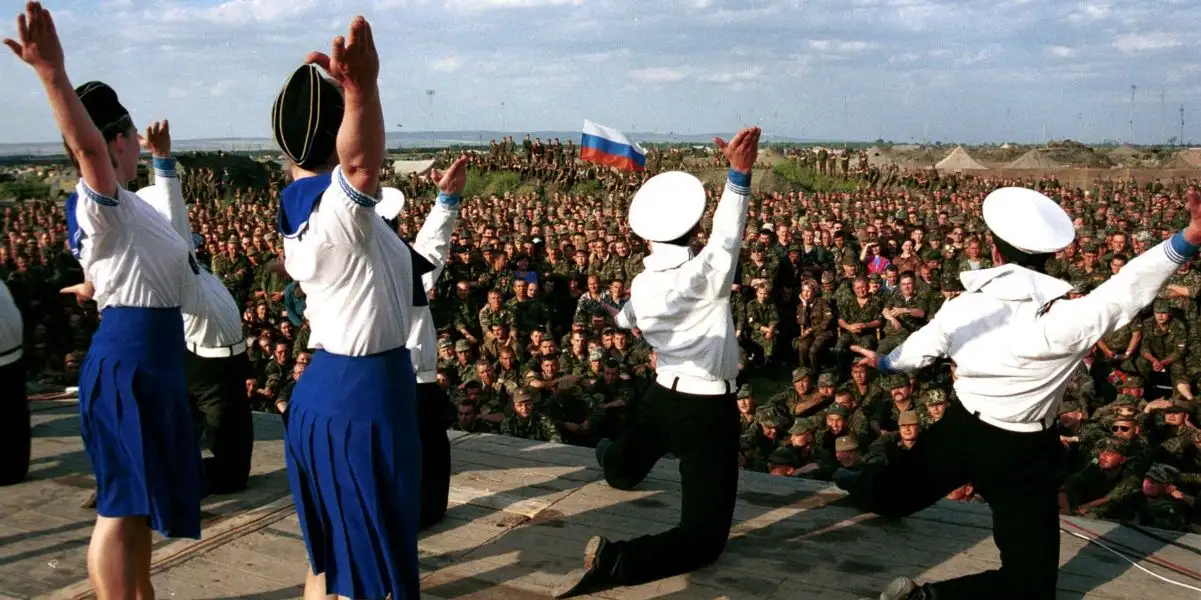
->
[1, 0, 1199, 145]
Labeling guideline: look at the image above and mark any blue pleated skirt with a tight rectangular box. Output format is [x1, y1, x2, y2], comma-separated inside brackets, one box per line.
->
[285, 347, 422, 600]
[79, 307, 202, 539]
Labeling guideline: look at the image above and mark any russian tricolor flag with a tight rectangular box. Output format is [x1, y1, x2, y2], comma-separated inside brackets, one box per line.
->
[580, 120, 646, 171]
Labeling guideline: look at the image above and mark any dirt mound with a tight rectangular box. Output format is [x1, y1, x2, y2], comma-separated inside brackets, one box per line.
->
[1006, 149, 1062, 169]
[864, 146, 895, 168]
[935, 146, 988, 170]
[1169, 149, 1201, 169]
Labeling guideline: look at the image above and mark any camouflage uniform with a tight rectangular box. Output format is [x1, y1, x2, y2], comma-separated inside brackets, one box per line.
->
[745, 296, 779, 362]
[835, 294, 884, 354]
[795, 295, 836, 370]
[1136, 303, 1189, 386]
[878, 292, 927, 355]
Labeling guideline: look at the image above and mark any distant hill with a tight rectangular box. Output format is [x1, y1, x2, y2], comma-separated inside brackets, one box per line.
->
[0, 130, 823, 159]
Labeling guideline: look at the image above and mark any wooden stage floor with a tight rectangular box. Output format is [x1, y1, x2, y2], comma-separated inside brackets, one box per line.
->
[3, 400, 1199, 600]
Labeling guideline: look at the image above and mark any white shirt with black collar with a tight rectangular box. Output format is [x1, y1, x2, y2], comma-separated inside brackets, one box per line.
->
[615, 171, 751, 386]
[138, 158, 244, 350]
[0, 280, 22, 368]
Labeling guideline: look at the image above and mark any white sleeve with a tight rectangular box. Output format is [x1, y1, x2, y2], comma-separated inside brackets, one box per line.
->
[319, 166, 382, 246]
[412, 195, 460, 291]
[135, 157, 191, 244]
[673, 172, 751, 301]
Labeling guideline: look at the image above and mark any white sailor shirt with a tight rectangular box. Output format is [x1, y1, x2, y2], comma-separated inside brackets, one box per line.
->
[137, 157, 244, 349]
[403, 195, 460, 382]
[278, 167, 431, 357]
[879, 233, 1200, 428]
[66, 179, 192, 310]
[614, 170, 751, 384]
[0, 280, 23, 368]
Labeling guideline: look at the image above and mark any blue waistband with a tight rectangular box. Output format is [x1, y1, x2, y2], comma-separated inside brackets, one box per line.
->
[91, 307, 185, 362]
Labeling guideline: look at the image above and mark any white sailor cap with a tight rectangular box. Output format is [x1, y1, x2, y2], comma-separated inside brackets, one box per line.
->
[375, 187, 406, 220]
[628, 171, 706, 242]
[982, 187, 1074, 254]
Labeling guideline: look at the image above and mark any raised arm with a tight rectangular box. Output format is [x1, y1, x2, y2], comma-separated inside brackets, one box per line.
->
[6, 3, 118, 198]
[136, 121, 193, 243]
[302, 16, 385, 243]
[413, 156, 468, 289]
[682, 127, 760, 298]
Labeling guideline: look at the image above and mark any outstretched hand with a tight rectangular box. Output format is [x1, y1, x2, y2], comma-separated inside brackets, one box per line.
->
[713, 127, 760, 174]
[304, 16, 378, 95]
[430, 154, 469, 196]
[848, 345, 882, 370]
[140, 120, 171, 158]
[60, 282, 94, 306]
[3, 2, 63, 77]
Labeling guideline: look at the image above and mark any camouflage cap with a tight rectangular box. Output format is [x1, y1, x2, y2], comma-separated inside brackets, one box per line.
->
[941, 275, 964, 292]
[789, 419, 817, 436]
[898, 410, 921, 426]
[791, 366, 812, 382]
[1058, 399, 1084, 414]
[826, 405, 850, 418]
[820, 272, 835, 284]
[1165, 399, 1191, 413]
[437, 338, 453, 349]
[1096, 436, 1129, 456]
[736, 384, 754, 399]
[817, 372, 838, 387]
[767, 447, 803, 467]
[1153, 299, 1172, 313]
[755, 406, 782, 427]
[834, 436, 860, 452]
[1113, 393, 1139, 406]
[454, 340, 472, 352]
[1119, 375, 1145, 389]
[1145, 463, 1181, 484]
[921, 388, 948, 406]
[884, 374, 910, 389]
[513, 386, 538, 403]
[588, 348, 606, 361]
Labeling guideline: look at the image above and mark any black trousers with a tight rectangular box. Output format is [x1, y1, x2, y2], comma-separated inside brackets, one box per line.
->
[601, 382, 740, 586]
[184, 350, 254, 494]
[0, 359, 30, 486]
[417, 381, 451, 528]
[847, 401, 1064, 600]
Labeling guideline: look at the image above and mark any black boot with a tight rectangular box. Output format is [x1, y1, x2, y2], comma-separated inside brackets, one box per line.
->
[554, 536, 617, 599]
[595, 438, 612, 471]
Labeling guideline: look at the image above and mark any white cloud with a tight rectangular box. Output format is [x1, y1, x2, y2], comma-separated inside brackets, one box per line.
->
[808, 39, 876, 54]
[1113, 32, 1182, 54]
[157, 0, 321, 25]
[629, 67, 689, 84]
[445, 0, 584, 11]
[1046, 45, 1079, 58]
[1068, 2, 1113, 24]
[698, 67, 764, 84]
[430, 56, 464, 72]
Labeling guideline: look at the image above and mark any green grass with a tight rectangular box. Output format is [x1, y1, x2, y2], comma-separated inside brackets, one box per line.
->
[771, 161, 863, 193]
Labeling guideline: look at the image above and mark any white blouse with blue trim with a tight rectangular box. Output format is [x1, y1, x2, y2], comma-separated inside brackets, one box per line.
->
[281, 166, 425, 357]
[68, 179, 193, 310]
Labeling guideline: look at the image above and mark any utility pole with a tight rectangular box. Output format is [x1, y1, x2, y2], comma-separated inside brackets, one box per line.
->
[1161, 89, 1167, 144]
[1182, 104, 1187, 146]
[425, 89, 435, 146]
[1129, 84, 1136, 143]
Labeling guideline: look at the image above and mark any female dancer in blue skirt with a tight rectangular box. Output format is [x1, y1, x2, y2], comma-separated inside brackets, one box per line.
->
[4, 3, 202, 598]
[272, 15, 437, 600]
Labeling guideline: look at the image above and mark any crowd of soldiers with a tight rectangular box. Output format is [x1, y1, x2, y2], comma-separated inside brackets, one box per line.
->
[1, 136, 1199, 533]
